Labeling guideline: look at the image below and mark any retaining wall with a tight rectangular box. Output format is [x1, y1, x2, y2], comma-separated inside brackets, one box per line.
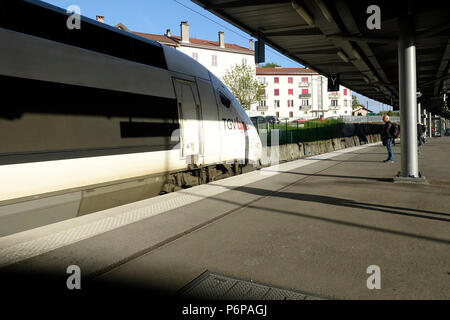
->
[262, 134, 381, 164]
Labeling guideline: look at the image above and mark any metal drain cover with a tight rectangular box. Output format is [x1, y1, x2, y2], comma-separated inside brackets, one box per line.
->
[178, 271, 324, 300]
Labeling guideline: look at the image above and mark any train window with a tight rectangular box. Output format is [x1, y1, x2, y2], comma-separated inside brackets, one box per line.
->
[218, 91, 231, 108]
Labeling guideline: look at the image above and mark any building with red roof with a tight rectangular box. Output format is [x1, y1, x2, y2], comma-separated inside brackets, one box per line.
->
[252, 67, 353, 120]
[115, 21, 255, 81]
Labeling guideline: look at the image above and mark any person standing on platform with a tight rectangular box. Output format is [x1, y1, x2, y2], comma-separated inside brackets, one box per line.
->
[381, 115, 394, 163]
[417, 122, 425, 146]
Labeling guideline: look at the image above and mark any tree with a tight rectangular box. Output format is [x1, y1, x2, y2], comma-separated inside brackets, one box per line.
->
[352, 95, 360, 109]
[260, 62, 280, 68]
[223, 64, 263, 110]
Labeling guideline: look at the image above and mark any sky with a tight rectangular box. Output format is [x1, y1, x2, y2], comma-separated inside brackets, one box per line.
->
[43, 0, 392, 113]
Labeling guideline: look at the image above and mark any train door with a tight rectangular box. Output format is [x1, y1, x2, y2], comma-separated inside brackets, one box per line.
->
[173, 79, 203, 165]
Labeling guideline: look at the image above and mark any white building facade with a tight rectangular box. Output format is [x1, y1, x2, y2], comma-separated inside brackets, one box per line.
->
[249, 68, 353, 120]
[117, 22, 255, 82]
[176, 24, 255, 81]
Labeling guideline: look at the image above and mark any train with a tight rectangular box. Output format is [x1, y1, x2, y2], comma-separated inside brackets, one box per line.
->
[0, 0, 262, 236]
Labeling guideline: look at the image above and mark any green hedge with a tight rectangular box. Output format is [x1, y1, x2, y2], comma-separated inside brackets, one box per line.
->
[254, 119, 383, 145]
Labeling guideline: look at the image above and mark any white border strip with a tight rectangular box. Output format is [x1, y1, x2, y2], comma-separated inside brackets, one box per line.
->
[0, 143, 379, 267]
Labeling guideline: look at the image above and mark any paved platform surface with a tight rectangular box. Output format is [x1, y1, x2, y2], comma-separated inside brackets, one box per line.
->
[1, 137, 449, 299]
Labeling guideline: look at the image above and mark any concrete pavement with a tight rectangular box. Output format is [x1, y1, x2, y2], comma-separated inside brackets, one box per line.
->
[1, 138, 449, 300]
[97, 137, 450, 299]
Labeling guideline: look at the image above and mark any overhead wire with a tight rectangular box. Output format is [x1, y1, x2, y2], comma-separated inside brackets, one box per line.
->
[172, 0, 303, 67]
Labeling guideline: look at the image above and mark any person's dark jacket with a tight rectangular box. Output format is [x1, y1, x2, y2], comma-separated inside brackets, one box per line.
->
[382, 121, 393, 140]
[417, 123, 425, 137]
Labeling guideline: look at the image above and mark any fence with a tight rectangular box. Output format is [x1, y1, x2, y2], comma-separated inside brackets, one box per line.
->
[254, 119, 383, 146]
[339, 115, 400, 123]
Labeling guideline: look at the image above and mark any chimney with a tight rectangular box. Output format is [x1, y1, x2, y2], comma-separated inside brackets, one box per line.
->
[96, 15, 104, 23]
[249, 39, 254, 51]
[165, 29, 171, 37]
[181, 21, 189, 43]
[218, 31, 225, 48]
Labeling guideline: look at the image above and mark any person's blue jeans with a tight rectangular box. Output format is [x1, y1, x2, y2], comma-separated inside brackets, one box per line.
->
[385, 138, 394, 161]
[418, 136, 424, 146]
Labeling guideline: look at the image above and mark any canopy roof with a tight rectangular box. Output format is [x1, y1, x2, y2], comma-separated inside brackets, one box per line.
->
[192, 0, 450, 115]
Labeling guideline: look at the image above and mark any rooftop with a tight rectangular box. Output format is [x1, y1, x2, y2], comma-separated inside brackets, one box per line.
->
[118, 26, 254, 54]
[256, 67, 318, 75]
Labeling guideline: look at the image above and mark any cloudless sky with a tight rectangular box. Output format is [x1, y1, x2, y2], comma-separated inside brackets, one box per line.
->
[43, 0, 391, 113]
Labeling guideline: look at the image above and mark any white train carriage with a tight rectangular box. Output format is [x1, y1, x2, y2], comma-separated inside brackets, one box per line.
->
[0, 0, 262, 236]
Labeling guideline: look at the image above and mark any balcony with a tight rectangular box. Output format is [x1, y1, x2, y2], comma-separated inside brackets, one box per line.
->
[328, 105, 340, 110]
[299, 93, 311, 99]
[298, 81, 310, 87]
[299, 105, 312, 111]
[260, 94, 268, 99]
[329, 92, 340, 98]
[257, 105, 268, 111]
[259, 82, 268, 87]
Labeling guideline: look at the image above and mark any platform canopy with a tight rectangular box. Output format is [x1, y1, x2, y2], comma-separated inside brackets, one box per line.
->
[192, 0, 450, 116]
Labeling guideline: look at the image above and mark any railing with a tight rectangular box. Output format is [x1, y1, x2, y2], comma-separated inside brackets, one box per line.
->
[340, 115, 400, 123]
[260, 94, 268, 99]
[299, 105, 312, 111]
[257, 105, 268, 111]
[253, 118, 383, 146]
[299, 93, 311, 99]
[298, 82, 310, 87]
[328, 105, 340, 110]
[329, 92, 340, 98]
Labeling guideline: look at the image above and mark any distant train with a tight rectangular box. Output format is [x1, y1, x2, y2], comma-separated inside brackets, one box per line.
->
[0, 0, 262, 235]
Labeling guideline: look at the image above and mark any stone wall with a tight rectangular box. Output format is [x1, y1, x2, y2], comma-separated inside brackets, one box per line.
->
[262, 134, 381, 164]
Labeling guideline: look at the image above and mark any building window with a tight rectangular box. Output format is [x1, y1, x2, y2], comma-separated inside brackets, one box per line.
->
[274, 100, 280, 108]
[274, 89, 279, 96]
[274, 77, 279, 84]
[345, 111, 348, 114]
[288, 77, 293, 83]
[344, 100, 347, 107]
[288, 100, 294, 107]
[334, 111, 337, 114]
[302, 89, 309, 94]
[344, 89, 347, 95]
[242, 58, 247, 65]
[302, 100, 309, 106]
[301, 77, 308, 82]
[212, 54, 217, 67]
[276, 112, 279, 118]
[259, 100, 266, 107]
[258, 77, 265, 85]
[331, 99, 338, 106]
[192, 52, 198, 61]
[289, 111, 293, 117]
[288, 89, 293, 95]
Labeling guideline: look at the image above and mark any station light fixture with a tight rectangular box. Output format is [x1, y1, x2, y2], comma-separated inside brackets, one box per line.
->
[337, 50, 349, 63]
[291, 0, 314, 26]
[352, 48, 362, 60]
[314, 0, 333, 22]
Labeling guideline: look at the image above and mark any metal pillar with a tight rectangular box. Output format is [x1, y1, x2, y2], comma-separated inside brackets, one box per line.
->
[417, 102, 421, 123]
[428, 112, 432, 137]
[394, 6, 424, 182]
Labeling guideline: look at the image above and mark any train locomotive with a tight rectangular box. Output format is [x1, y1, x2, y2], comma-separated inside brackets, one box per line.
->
[0, 0, 262, 236]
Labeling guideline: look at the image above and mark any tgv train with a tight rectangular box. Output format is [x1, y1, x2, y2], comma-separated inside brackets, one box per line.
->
[0, 1, 262, 235]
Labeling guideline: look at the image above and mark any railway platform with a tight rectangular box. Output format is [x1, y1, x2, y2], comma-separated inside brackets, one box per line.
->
[1, 137, 449, 300]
